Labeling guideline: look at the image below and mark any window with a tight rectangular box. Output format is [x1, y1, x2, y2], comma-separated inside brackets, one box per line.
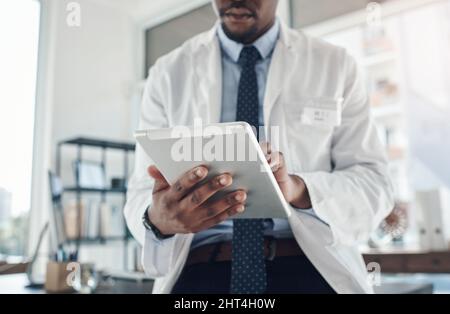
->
[145, 4, 216, 71]
[320, 0, 450, 194]
[291, 0, 382, 28]
[0, 0, 41, 256]
[315, 0, 450, 247]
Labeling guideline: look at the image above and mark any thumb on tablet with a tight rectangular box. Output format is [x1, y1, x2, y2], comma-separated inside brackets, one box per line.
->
[148, 165, 170, 192]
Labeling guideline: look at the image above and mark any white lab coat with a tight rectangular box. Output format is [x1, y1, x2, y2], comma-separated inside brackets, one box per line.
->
[124, 21, 394, 294]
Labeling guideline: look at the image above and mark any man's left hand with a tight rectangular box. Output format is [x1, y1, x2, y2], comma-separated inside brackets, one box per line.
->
[260, 143, 312, 210]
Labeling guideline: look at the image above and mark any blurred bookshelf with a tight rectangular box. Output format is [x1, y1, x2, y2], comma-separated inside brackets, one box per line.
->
[55, 137, 136, 269]
[320, 12, 412, 247]
[65, 236, 127, 245]
[63, 187, 127, 194]
[324, 18, 410, 200]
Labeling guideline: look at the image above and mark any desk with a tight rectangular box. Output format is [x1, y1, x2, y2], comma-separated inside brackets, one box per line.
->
[363, 249, 450, 274]
[0, 262, 29, 275]
[0, 274, 45, 294]
[0, 274, 154, 294]
[0, 274, 435, 294]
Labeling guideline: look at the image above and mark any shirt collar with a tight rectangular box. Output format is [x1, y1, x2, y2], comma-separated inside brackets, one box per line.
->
[217, 18, 280, 63]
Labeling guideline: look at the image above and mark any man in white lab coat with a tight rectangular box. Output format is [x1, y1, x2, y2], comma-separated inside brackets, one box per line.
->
[125, 0, 394, 294]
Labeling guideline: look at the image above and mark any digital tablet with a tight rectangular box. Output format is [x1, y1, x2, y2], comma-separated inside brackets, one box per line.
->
[135, 122, 291, 219]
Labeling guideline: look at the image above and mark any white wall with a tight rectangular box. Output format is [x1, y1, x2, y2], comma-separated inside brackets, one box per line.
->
[51, 0, 137, 144]
[50, 0, 141, 189]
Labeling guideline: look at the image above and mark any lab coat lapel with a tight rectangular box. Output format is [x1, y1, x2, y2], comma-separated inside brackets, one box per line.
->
[195, 27, 222, 124]
[263, 22, 296, 131]
[195, 22, 296, 127]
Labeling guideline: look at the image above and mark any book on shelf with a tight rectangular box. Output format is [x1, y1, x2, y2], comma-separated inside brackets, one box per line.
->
[99, 202, 112, 238]
[415, 188, 450, 251]
[64, 199, 85, 239]
[63, 200, 125, 240]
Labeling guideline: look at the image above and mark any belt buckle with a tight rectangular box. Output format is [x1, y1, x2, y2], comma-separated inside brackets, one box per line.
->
[267, 238, 277, 261]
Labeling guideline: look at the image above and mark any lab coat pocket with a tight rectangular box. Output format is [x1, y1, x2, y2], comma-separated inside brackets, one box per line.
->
[284, 97, 342, 172]
[282, 97, 342, 173]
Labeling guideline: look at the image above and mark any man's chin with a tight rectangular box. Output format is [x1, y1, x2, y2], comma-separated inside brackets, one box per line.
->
[222, 22, 258, 44]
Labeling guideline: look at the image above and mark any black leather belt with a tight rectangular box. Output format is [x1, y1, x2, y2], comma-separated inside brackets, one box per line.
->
[186, 237, 304, 267]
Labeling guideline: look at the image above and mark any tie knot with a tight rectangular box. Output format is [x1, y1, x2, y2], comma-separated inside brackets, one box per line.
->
[238, 46, 261, 68]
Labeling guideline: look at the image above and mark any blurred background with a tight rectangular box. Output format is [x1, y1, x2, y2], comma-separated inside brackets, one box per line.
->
[0, 0, 450, 293]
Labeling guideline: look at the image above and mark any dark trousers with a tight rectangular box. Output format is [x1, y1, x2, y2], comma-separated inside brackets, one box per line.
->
[172, 255, 336, 294]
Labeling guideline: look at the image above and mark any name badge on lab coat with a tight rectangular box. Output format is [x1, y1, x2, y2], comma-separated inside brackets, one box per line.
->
[300, 98, 343, 127]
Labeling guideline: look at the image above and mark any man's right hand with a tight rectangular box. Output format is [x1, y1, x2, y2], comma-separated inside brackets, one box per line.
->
[146, 165, 247, 236]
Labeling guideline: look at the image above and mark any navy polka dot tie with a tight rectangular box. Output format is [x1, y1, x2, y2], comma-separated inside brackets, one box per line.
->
[230, 46, 267, 294]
